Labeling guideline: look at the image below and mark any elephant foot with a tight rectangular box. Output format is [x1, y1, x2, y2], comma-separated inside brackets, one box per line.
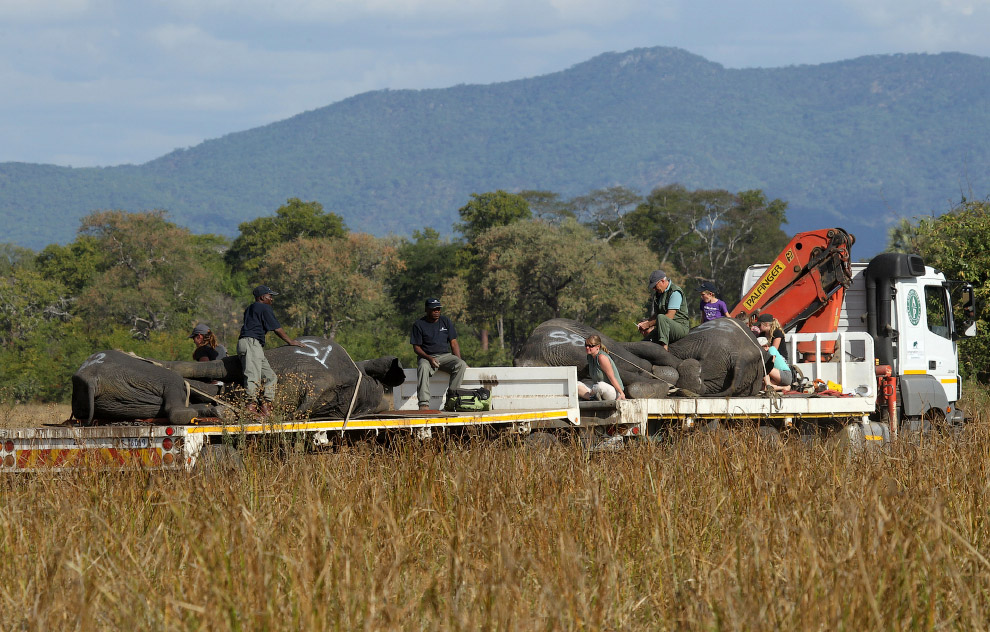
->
[627, 381, 670, 399]
[168, 407, 198, 425]
[674, 358, 705, 395]
[651, 364, 678, 385]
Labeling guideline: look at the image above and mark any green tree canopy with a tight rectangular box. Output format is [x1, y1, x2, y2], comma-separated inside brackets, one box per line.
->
[226, 198, 347, 274]
[625, 185, 789, 305]
[886, 200, 990, 378]
[455, 191, 532, 243]
[569, 185, 642, 242]
[392, 229, 466, 318]
[75, 210, 222, 335]
[451, 218, 657, 352]
[262, 233, 404, 338]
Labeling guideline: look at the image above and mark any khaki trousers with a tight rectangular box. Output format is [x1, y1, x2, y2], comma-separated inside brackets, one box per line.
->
[237, 337, 277, 402]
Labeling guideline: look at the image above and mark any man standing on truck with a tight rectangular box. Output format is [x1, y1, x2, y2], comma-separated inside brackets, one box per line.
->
[237, 285, 304, 417]
[411, 298, 468, 411]
[638, 270, 690, 349]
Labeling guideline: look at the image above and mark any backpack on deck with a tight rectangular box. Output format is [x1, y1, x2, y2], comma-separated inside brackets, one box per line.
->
[444, 387, 492, 412]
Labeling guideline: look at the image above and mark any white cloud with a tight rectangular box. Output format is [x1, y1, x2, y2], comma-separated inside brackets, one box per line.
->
[0, 0, 93, 20]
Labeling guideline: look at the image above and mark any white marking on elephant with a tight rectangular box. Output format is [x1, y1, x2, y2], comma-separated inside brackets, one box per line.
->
[547, 330, 586, 347]
[296, 339, 333, 368]
[80, 352, 106, 370]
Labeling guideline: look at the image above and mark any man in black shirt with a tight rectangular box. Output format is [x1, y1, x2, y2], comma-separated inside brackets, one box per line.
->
[237, 285, 303, 416]
[410, 298, 467, 410]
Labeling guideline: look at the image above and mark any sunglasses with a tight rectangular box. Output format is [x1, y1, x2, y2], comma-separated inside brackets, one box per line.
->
[584, 343, 599, 348]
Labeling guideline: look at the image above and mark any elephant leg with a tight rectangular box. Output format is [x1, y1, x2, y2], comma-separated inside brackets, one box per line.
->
[627, 381, 671, 399]
[164, 383, 197, 425]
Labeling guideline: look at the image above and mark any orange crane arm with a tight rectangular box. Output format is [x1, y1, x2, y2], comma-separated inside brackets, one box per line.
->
[730, 228, 855, 356]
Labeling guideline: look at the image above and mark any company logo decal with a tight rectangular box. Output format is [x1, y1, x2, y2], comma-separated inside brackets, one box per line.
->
[743, 260, 786, 310]
[906, 289, 922, 326]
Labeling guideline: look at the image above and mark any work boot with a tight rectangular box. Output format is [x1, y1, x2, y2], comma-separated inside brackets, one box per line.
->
[244, 402, 259, 418]
[418, 403, 430, 411]
[259, 401, 274, 418]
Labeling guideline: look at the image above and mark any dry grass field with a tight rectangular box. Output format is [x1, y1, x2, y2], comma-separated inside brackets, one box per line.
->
[2, 391, 990, 629]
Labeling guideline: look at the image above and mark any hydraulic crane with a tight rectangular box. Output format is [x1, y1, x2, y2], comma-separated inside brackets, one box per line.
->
[730, 228, 855, 360]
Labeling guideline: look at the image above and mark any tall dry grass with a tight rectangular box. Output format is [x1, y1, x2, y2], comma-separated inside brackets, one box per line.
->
[1, 387, 990, 629]
[1, 428, 989, 629]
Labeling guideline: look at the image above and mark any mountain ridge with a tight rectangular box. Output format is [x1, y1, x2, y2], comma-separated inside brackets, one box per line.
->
[2, 45, 988, 255]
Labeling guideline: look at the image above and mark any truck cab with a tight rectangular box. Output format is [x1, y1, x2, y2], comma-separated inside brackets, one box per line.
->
[742, 251, 976, 427]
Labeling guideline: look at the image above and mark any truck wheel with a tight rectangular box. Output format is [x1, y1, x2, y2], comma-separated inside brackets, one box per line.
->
[524, 432, 560, 450]
[197, 443, 245, 474]
[757, 425, 781, 444]
[831, 423, 866, 455]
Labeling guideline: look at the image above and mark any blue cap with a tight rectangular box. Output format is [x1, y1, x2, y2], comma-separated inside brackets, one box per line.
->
[253, 285, 278, 299]
[425, 298, 442, 310]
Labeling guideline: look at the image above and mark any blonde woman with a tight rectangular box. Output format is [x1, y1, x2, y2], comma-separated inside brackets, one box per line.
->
[757, 313, 788, 361]
[577, 335, 626, 401]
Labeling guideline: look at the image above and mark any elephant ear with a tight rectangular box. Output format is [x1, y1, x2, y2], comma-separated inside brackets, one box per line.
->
[71, 374, 96, 424]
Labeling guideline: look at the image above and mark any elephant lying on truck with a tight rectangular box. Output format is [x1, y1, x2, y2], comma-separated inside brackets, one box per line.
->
[514, 318, 766, 397]
[71, 337, 406, 425]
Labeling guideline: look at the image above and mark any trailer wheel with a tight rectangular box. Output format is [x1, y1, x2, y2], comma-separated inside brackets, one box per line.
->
[197, 443, 245, 474]
[757, 425, 781, 444]
[524, 432, 560, 450]
[831, 423, 865, 455]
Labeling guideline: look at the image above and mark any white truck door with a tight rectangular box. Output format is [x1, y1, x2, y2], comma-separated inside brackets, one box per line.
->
[895, 277, 958, 403]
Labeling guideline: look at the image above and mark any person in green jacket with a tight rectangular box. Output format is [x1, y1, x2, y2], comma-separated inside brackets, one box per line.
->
[637, 269, 690, 349]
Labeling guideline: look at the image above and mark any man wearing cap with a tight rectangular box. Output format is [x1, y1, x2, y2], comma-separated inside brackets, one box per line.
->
[410, 298, 467, 410]
[237, 285, 303, 416]
[637, 270, 690, 349]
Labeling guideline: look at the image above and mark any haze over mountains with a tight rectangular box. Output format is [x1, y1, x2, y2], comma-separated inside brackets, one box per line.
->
[2, 46, 988, 256]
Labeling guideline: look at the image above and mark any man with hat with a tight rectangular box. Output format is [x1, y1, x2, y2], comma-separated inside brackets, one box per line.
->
[237, 285, 303, 416]
[410, 298, 467, 411]
[637, 270, 690, 349]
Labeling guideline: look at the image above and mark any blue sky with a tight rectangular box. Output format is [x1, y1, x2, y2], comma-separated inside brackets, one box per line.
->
[2, 0, 988, 167]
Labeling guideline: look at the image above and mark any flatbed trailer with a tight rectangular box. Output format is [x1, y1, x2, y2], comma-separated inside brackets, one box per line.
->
[0, 332, 883, 473]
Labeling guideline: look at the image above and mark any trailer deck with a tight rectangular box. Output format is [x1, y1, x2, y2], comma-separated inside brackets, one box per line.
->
[0, 333, 883, 472]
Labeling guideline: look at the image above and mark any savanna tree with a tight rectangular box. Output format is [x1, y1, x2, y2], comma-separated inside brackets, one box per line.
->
[262, 234, 404, 338]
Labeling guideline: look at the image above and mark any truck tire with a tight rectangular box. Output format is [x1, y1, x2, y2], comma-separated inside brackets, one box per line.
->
[197, 443, 245, 475]
[831, 422, 866, 455]
[757, 424, 781, 444]
[524, 432, 560, 450]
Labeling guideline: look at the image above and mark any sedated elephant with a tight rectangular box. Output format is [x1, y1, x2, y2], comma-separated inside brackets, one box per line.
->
[71, 338, 406, 425]
[513, 319, 677, 398]
[514, 317, 767, 397]
[72, 350, 202, 425]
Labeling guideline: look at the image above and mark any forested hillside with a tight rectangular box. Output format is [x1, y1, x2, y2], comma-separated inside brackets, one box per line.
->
[1, 46, 988, 254]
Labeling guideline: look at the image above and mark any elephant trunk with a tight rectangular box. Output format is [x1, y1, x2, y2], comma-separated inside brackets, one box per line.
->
[163, 356, 243, 381]
[356, 356, 405, 388]
[71, 374, 96, 424]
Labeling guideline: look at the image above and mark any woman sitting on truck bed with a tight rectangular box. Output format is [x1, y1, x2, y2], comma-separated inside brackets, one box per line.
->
[577, 335, 626, 402]
[758, 336, 792, 392]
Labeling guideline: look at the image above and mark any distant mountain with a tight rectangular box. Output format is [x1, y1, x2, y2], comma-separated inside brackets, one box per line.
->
[2, 46, 989, 256]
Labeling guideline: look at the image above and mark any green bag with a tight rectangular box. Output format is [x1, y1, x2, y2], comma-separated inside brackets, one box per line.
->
[444, 387, 492, 412]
